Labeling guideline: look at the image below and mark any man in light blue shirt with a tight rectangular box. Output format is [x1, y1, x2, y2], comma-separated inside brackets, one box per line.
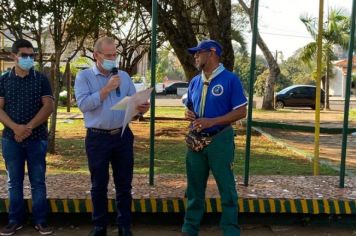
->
[74, 36, 149, 236]
[75, 63, 136, 130]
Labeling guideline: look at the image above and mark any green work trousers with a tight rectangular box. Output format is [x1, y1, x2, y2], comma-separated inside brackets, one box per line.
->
[182, 127, 240, 236]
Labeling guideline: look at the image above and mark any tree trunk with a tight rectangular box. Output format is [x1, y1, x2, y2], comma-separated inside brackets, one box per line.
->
[65, 61, 71, 112]
[37, 38, 44, 72]
[36, 8, 44, 73]
[199, 0, 234, 70]
[139, 0, 198, 81]
[48, 55, 55, 92]
[238, 0, 280, 110]
[47, 53, 61, 153]
[258, 36, 280, 110]
[325, 61, 330, 110]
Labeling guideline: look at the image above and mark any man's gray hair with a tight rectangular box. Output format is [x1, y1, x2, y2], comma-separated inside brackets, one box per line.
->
[94, 37, 115, 52]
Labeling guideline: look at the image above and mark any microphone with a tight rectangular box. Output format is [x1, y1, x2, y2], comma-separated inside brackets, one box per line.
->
[186, 101, 198, 132]
[111, 67, 120, 96]
[187, 101, 193, 111]
[187, 101, 197, 117]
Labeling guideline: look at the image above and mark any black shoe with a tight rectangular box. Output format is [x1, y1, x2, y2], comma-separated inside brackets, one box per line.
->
[118, 227, 133, 236]
[0, 223, 23, 236]
[88, 226, 107, 236]
[34, 223, 53, 235]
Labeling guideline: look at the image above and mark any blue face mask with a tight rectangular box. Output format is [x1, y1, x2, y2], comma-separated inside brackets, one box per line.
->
[101, 59, 116, 71]
[18, 57, 34, 71]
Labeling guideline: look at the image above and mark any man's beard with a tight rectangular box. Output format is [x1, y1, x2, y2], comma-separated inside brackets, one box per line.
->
[195, 61, 206, 71]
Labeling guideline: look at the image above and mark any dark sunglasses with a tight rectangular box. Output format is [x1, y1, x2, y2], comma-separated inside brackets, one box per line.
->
[195, 50, 210, 55]
[19, 53, 35, 58]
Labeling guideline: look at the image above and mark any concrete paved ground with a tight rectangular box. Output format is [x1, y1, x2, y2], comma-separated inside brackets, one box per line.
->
[1, 174, 355, 200]
[0, 213, 355, 236]
[0, 223, 354, 236]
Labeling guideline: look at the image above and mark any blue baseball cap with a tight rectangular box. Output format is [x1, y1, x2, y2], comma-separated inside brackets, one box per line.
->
[188, 39, 223, 56]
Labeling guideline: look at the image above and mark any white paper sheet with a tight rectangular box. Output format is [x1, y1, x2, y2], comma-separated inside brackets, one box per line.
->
[111, 96, 130, 110]
[111, 87, 153, 136]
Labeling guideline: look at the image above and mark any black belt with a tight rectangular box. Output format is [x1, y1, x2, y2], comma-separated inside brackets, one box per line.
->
[88, 127, 122, 135]
[200, 126, 228, 137]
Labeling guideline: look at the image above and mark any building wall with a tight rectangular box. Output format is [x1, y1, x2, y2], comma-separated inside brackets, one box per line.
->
[2, 61, 13, 71]
[330, 67, 344, 96]
[136, 51, 148, 76]
[352, 72, 356, 96]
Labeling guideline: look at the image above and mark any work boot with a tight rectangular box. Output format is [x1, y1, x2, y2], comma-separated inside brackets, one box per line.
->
[118, 227, 133, 236]
[88, 226, 106, 236]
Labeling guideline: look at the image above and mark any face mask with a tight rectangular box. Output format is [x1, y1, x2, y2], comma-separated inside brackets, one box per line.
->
[18, 57, 34, 71]
[101, 59, 116, 71]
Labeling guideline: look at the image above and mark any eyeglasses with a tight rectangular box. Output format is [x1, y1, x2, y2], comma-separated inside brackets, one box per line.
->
[19, 53, 35, 58]
[98, 52, 117, 58]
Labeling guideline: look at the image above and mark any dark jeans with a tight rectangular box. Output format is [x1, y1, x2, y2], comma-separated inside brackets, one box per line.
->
[85, 127, 134, 228]
[1, 138, 48, 225]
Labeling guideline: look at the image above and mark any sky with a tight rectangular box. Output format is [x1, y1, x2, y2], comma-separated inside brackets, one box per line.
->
[252, 0, 352, 59]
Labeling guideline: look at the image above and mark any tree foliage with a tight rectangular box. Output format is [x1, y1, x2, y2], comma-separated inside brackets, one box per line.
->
[299, 8, 350, 109]
[145, 47, 185, 85]
[79, 2, 160, 76]
[0, 0, 51, 71]
[0, 0, 255, 150]
[234, 53, 267, 92]
[0, 0, 119, 153]
[238, 0, 281, 110]
[255, 70, 291, 96]
[46, 0, 119, 153]
[138, 0, 247, 81]
[280, 55, 315, 85]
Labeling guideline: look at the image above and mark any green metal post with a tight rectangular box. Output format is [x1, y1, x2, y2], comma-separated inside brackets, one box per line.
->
[244, 0, 259, 186]
[340, 0, 356, 188]
[149, 0, 157, 186]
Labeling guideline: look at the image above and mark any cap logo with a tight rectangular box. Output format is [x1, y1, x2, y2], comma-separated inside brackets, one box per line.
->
[212, 84, 223, 96]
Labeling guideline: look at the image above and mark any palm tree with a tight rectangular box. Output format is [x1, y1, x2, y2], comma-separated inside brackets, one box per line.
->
[299, 8, 350, 109]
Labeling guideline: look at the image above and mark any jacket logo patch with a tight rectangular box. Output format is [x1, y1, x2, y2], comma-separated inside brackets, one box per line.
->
[212, 84, 223, 96]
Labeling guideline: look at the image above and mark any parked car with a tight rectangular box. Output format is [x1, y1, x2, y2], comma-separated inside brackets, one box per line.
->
[163, 81, 189, 95]
[132, 76, 147, 92]
[275, 85, 325, 110]
[155, 83, 164, 93]
[134, 82, 146, 92]
[181, 92, 188, 105]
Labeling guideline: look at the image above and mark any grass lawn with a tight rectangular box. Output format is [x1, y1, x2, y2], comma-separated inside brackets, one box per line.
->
[58, 106, 356, 121]
[148, 106, 186, 118]
[58, 106, 186, 118]
[57, 106, 81, 113]
[2, 106, 352, 176]
[0, 119, 338, 176]
[350, 109, 356, 120]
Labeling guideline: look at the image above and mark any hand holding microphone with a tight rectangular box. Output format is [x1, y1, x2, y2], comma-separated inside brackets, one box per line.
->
[106, 67, 121, 95]
[111, 67, 120, 96]
[185, 101, 196, 122]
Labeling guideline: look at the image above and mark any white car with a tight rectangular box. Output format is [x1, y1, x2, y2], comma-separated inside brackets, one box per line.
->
[155, 83, 164, 93]
[134, 82, 164, 93]
[181, 93, 188, 105]
[134, 82, 146, 92]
